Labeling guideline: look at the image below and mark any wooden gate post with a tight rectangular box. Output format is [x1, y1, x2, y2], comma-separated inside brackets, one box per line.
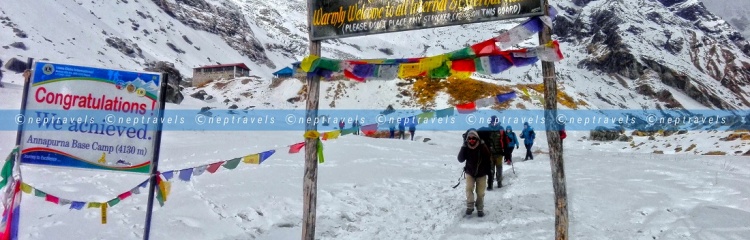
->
[538, 0, 569, 239]
[301, 0, 321, 238]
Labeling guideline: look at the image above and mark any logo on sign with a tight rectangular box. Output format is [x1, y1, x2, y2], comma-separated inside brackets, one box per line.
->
[43, 64, 55, 75]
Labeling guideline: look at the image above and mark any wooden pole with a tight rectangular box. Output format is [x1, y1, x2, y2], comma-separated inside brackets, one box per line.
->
[538, 0, 569, 239]
[301, 0, 321, 238]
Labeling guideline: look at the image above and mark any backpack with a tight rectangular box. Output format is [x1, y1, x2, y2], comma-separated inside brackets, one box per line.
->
[502, 132, 512, 146]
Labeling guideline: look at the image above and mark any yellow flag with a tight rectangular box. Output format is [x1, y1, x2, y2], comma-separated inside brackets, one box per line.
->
[398, 63, 422, 78]
[88, 202, 102, 208]
[300, 55, 320, 72]
[101, 203, 107, 224]
[20, 182, 32, 194]
[242, 154, 261, 164]
[419, 54, 447, 72]
[450, 70, 472, 79]
[159, 180, 171, 202]
[325, 130, 341, 140]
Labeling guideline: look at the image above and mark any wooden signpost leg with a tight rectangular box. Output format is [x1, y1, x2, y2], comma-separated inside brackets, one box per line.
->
[302, 0, 321, 238]
[538, 0, 569, 239]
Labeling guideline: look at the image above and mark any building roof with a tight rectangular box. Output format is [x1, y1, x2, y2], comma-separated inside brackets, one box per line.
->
[273, 66, 294, 76]
[194, 63, 250, 71]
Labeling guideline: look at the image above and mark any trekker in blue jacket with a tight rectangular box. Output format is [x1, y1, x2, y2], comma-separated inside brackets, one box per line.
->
[503, 125, 519, 165]
[520, 122, 536, 160]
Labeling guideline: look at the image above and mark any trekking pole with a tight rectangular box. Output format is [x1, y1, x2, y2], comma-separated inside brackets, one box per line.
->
[452, 171, 465, 188]
[511, 159, 516, 175]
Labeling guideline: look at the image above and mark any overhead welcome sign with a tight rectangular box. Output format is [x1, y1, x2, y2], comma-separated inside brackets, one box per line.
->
[311, 0, 544, 40]
[18, 61, 164, 173]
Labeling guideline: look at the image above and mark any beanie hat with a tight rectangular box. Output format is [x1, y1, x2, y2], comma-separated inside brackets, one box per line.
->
[465, 130, 480, 149]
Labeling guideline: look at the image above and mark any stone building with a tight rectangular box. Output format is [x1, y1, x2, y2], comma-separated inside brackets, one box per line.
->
[192, 63, 251, 87]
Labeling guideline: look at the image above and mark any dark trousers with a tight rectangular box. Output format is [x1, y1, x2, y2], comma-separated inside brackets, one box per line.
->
[524, 143, 533, 160]
[389, 130, 395, 138]
[504, 147, 514, 163]
[409, 130, 415, 140]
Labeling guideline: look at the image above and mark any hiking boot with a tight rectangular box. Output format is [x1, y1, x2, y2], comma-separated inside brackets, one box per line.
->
[477, 211, 485, 217]
[465, 208, 474, 215]
[487, 183, 493, 190]
[497, 182, 502, 188]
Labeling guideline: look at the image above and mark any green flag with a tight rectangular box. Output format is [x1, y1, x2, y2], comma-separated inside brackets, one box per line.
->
[222, 158, 241, 170]
[108, 198, 121, 207]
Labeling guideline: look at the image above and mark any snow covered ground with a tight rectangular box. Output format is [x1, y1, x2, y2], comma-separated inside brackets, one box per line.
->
[0, 75, 749, 240]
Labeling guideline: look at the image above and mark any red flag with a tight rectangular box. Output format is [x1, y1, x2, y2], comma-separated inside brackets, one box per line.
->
[289, 142, 305, 153]
[451, 59, 476, 72]
[45, 194, 60, 204]
[360, 123, 378, 136]
[344, 70, 366, 82]
[455, 102, 477, 114]
[118, 191, 132, 200]
[206, 161, 224, 174]
[471, 39, 501, 56]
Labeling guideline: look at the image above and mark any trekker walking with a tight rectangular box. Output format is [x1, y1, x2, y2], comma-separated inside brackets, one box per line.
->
[339, 120, 345, 130]
[503, 126, 519, 165]
[520, 122, 536, 160]
[457, 129, 492, 217]
[389, 122, 396, 138]
[398, 121, 406, 139]
[409, 122, 416, 141]
[477, 116, 504, 190]
[352, 121, 359, 135]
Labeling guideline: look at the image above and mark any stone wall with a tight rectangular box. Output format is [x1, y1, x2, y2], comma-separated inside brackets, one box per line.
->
[192, 71, 234, 87]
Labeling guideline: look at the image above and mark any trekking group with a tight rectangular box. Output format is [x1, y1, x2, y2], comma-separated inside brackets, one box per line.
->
[457, 116, 548, 217]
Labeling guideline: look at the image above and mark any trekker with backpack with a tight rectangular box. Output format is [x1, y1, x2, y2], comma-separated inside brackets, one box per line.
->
[457, 129, 492, 217]
[409, 122, 416, 141]
[520, 122, 536, 160]
[477, 116, 504, 190]
[503, 125, 519, 165]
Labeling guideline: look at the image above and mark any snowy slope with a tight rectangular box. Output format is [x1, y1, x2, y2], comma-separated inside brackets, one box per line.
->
[0, 0, 264, 76]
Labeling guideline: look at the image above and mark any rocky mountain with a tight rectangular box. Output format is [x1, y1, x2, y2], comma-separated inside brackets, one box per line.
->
[701, 0, 750, 40]
[1, 0, 749, 113]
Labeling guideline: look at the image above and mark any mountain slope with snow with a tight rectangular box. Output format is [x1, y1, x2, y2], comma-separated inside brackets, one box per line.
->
[2, 0, 750, 113]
